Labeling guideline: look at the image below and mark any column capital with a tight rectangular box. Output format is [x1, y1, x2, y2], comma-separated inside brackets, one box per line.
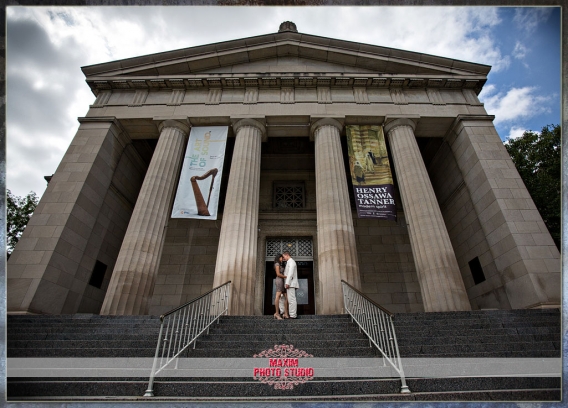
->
[309, 117, 344, 141]
[383, 115, 419, 135]
[155, 118, 190, 135]
[232, 118, 267, 142]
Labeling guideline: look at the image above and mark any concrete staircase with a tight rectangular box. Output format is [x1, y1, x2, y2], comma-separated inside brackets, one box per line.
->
[6, 309, 561, 402]
[394, 309, 561, 358]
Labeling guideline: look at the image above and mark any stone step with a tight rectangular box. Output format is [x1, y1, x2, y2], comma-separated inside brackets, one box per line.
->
[393, 321, 561, 330]
[197, 332, 370, 343]
[7, 340, 160, 349]
[396, 333, 560, 346]
[398, 314, 560, 321]
[184, 347, 380, 358]
[7, 331, 368, 342]
[219, 314, 350, 320]
[6, 310, 562, 402]
[6, 315, 160, 322]
[214, 319, 355, 327]
[6, 376, 560, 399]
[398, 350, 560, 358]
[6, 327, 162, 336]
[7, 389, 560, 402]
[393, 314, 561, 323]
[193, 338, 371, 349]
[399, 341, 559, 356]
[7, 337, 371, 351]
[8, 333, 162, 341]
[395, 325, 561, 339]
[7, 348, 159, 358]
[208, 326, 360, 335]
[394, 309, 559, 318]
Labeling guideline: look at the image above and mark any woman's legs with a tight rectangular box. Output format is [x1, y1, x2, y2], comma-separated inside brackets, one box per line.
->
[274, 292, 283, 319]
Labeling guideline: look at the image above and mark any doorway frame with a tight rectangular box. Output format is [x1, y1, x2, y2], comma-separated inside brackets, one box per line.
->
[254, 216, 319, 315]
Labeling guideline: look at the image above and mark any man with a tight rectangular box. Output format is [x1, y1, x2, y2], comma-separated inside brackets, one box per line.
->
[283, 251, 299, 319]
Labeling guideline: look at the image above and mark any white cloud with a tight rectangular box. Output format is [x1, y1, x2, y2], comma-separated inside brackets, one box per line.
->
[478, 85, 551, 125]
[2, 6, 543, 198]
[505, 126, 527, 141]
[513, 7, 554, 33]
[321, 7, 510, 72]
[513, 41, 528, 59]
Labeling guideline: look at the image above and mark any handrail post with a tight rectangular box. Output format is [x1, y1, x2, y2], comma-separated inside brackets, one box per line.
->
[144, 318, 165, 397]
[390, 314, 410, 393]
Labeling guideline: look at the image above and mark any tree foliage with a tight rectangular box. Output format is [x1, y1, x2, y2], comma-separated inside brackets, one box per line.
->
[7, 190, 39, 256]
[504, 124, 560, 248]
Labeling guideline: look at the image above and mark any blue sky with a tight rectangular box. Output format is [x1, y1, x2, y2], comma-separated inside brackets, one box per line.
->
[478, 7, 560, 140]
[6, 6, 562, 198]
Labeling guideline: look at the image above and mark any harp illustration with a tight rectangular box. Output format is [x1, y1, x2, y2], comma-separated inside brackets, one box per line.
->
[191, 168, 219, 216]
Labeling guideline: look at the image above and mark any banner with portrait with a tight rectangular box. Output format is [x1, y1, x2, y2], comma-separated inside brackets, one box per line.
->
[346, 125, 396, 221]
[171, 126, 228, 220]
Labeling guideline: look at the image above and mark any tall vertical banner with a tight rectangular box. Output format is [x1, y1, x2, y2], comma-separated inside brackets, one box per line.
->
[171, 126, 228, 220]
[346, 125, 396, 221]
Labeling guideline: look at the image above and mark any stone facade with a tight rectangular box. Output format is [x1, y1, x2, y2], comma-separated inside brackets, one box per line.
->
[149, 218, 219, 316]
[8, 23, 560, 316]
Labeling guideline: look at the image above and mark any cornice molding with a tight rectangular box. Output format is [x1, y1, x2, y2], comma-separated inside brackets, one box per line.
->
[86, 75, 486, 96]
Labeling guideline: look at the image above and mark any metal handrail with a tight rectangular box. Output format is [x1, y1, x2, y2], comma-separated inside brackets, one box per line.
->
[341, 280, 410, 393]
[144, 281, 231, 397]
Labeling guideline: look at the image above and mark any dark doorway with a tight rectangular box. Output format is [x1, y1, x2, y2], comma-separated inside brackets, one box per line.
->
[263, 261, 315, 315]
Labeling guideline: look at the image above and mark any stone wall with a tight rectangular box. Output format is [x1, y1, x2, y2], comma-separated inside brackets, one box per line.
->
[428, 141, 507, 309]
[77, 142, 148, 313]
[259, 170, 316, 212]
[7, 120, 147, 314]
[447, 117, 560, 309]
[355, 215, 423, 313]
[149, 218, 220, 315]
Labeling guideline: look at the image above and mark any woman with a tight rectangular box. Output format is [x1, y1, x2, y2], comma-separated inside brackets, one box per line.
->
[273, 253, 290, 319]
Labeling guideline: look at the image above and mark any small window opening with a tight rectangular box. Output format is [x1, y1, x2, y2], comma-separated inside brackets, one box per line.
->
[468, 257, 486, 285]
[273, 182, 305, 209]
[89, 260, 108, 289]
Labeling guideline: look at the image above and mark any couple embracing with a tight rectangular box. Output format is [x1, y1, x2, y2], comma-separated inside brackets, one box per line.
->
[273, 251, 298, 320]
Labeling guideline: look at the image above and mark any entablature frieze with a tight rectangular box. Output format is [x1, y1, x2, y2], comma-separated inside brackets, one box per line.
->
[87, 74, 486, 96]
[85, 114, 475, 141]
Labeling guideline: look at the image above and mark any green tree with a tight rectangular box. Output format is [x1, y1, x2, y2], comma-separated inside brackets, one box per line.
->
[7, 189, 39, 257]
[504, 124, 560, 249]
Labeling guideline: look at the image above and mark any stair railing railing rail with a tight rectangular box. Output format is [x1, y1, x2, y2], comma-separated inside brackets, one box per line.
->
[341, 280, 410, 393]
[144, 281, 231, 397]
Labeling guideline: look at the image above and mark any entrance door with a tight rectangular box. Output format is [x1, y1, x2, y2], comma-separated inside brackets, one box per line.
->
[263, 238, 315, 315]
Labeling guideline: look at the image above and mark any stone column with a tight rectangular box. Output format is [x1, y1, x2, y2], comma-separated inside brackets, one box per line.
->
[213, 119, 265, 315]
[100, 119, 189, 315]
[384, 118, 470, 312]
[311, 118, 360, 315]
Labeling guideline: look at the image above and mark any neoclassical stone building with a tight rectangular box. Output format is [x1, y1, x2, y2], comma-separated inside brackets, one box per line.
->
[7, 22, 560, 317]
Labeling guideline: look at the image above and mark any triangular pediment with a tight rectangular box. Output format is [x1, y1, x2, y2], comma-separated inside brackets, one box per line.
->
[188, 56, 381, 75]
[83, 31, 490, 80]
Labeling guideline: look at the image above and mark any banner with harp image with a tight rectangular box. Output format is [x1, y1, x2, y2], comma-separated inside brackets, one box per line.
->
[171, 126, 228, 220]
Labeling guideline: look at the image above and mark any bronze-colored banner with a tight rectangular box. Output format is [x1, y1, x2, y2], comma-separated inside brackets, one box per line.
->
[346, 125, 396, 220]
